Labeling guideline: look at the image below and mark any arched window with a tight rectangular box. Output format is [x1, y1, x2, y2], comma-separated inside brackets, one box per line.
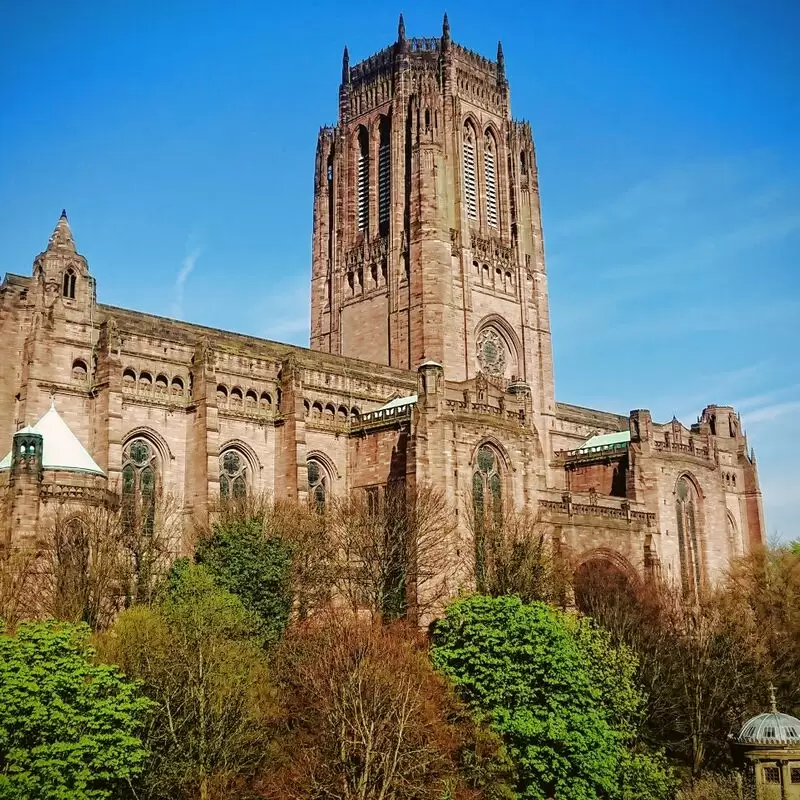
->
[356, 126, 370, 232]
[171, 376, 184, 396]
[378, 116, 391, 236]
[72, 359, 88, 382]
[484, 131, 498, 227]
[307, 458, 328, 510]
[122, 438, 158, 536]
[62, 269, 76, 299]
[155, 374, 168, 394]
[219, 449, 248, 499]
[463, 123, 477, 221]
[476, 326, 508, 377]
[472, 444, 503, 589]
[675, 476, 702, 597]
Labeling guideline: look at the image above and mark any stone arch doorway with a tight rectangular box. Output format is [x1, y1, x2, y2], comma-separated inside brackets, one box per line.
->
[573, 551, 639, 617]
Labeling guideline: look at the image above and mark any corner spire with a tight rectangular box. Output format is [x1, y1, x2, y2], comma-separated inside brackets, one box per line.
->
[398, 12, 406, 42]
[46, 209, 76, 252]
[342, 45, 350, 85]
[497, 40, 505, 79]
[443, 12, 450, 39]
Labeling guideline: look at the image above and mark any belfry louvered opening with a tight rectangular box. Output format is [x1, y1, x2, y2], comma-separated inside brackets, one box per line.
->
[463, 123, 477, 221]
[357, 126, 370, 233]
[484, 132, 498, 227]
[378, 117, 391, 236]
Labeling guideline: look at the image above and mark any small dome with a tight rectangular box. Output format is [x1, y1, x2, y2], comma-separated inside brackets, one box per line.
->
[737, 712, 800, 745]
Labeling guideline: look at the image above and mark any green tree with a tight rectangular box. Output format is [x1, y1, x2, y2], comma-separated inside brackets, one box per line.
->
[195, 517, 292, 645]
[430, 595, 674, 800]
[0, 620, 152, 800]
[99, 564, 276, 800]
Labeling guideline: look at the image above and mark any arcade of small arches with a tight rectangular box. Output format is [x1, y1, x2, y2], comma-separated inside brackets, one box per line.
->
[723, 470, 738, 489]
[473, 259, 516, 295]
[122, 367, 187, 398]
[215, 384, 278, 413]
[303, 400, 361, 424]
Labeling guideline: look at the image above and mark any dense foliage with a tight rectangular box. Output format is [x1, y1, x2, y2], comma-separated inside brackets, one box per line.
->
[194, 518, 293, 646]
[431, 595, 674, 800]
[2, 492, 797, 799]
[0, 620, 152, 800]
[98, 564, 275, 800]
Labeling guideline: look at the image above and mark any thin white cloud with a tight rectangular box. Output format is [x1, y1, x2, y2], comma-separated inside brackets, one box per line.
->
[742, 401, 800, 425]
[259, 277, 310, 346]
[170, 248, 202, 320]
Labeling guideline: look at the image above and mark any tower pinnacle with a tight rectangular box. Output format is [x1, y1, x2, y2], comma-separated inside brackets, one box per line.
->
[342, 45, 350, 84]
[398, 12, 406, 42]
[46, 210, 76, 252]
[442, 12, 450, 39]
[497, 40, 505, 79]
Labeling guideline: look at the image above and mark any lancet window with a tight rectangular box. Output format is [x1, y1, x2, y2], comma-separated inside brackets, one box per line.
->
[357, 126, 370, 232]
[463, 123, 477, 221]
[484, 132, 498, 227]
[378, 117, 391, 236]
[472, 444, 503, 589]
[122, 438, 158, 535]
[219, 449, 248, 499]
[63, 269, 76, 299]
[307, 458, 328, 511]
[675, 476, 702, 597]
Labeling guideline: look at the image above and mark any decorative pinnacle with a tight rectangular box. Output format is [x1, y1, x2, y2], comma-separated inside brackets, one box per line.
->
[398, 12, 406, 41]
[768, 683, 778, 714]
[342, 45, 350, 84]
[60, 208, 68, 219]
[497, 40, 505, 77]
[442, 12, 450, 39]
[47, 209, 76, 252]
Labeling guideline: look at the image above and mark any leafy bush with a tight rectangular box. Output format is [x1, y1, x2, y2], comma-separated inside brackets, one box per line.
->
[195, 518, 292, 645]
[431, 595, 674, 800]
[99, 564, 276, 800]
[0, 620, 152, 800]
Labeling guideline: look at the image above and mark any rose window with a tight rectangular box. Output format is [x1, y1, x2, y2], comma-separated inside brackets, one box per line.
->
[476, 328, 507, 376]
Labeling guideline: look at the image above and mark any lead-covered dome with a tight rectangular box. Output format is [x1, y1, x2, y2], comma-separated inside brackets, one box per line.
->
[737, 711, 800, 745]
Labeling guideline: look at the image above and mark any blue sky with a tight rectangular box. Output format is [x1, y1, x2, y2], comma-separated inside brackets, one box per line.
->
[1, 1, 798, 539]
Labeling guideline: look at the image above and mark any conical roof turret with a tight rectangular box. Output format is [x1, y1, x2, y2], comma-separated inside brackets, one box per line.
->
[46, 209, 76, 252]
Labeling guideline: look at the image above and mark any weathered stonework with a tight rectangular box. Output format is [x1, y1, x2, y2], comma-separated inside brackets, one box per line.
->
[0, 18, 765, 604]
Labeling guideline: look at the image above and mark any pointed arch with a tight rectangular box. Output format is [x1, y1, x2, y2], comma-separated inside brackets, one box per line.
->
[378, 115, 391, 236]
[474, 314, 522, 380]
[675, 472, 705, 598]
[483, 127, 498, 227]
[62, 268, 77, 299]
[356, 125, 370, 232]
[462, 119, 478, 221]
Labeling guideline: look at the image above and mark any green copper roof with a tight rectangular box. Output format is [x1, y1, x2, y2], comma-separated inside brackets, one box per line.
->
[575, 430, 631, 452]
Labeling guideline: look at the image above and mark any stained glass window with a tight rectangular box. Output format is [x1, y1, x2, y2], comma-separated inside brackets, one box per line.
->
[476, 328, 507, 377]
[308, 458, 327, 511]
[122, 438, 158, 535]
[675, 476, 702, 598]
[220, 449, 247, 499]
[473, 445, 503, 589]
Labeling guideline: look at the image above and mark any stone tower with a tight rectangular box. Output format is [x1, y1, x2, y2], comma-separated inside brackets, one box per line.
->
[310, 14, 555, 421]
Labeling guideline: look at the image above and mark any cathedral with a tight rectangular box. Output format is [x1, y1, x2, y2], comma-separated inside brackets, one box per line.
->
[0, 15, 764, 601]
